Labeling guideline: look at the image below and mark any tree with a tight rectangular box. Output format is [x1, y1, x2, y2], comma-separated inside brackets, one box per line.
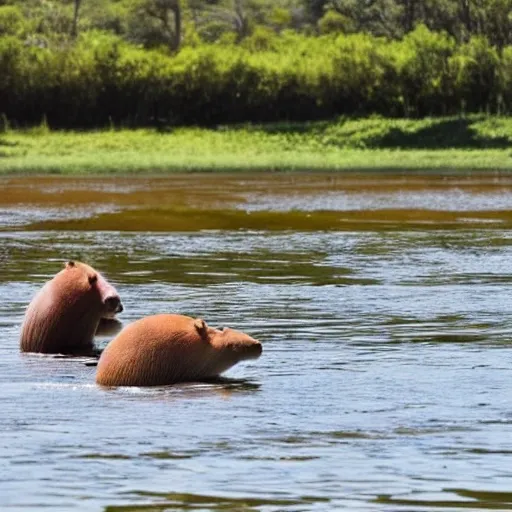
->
[330, 0, 404, 38]
[72, 0, 82, 37]
[143, 0, 182, 51]
[302, 0, 329, 20]
[189, 0, 255, 42]
[469, 0, 512, 49]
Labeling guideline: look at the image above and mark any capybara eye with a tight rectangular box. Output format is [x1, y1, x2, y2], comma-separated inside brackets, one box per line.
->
[216, 326, 225, 331]
[88, 274, 98, 285]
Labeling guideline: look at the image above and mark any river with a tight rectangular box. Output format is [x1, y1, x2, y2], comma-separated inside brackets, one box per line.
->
[1, 172, 512, 511]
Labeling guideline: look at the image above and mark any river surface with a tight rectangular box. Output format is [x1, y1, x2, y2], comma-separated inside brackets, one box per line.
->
[1, 172, 512, 511]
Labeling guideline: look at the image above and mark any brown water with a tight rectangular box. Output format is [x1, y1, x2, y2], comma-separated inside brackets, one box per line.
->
[1, 172, 512, 511]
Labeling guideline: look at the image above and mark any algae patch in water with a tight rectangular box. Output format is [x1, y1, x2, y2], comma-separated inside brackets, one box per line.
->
[105, 491, 330, 511]
[375, 488, 512, 509]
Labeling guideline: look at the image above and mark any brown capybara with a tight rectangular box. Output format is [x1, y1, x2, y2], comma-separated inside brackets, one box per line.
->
[20, 261, 123, 355]
[95, 314, 262, 386]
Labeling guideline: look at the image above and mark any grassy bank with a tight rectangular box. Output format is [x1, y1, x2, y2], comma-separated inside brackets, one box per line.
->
[2, 116, 512, 174]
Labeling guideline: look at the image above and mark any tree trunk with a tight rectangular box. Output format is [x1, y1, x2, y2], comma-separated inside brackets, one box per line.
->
[233, 0, 250, 41]
[146, 0, 182, 52]
[72, 0, 82, 38]
[404, 0, 416, 32]
[170, 0, 181, 52]
[459, 0, 472, 41]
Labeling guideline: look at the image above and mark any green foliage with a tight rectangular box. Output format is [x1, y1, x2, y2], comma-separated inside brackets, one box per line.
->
[3, 115, 512, 174]
[33, 1, 74, 36]
[83, 0, 131, 34]
[318, 9, 353, 34]
[499, 45, 512, 110]
[398, 25, 456, 115]
[4, 0, 512, 47]
[0, 5, 25, 36]
[2, 1, 512, 127]
[268, 7, 292, 31]
[242, 25, 279, 51]
[450, 36, 500, 111]
[197, 19, 231, 42]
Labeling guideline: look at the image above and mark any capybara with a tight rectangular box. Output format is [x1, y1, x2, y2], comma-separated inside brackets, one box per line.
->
[96, 297, 124, 337]
[95, 317, 124, 337]
[96, 314, 262, 386]
[20, 261, 123, 355]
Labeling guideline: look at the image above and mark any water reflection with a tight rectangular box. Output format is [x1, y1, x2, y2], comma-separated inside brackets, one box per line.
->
[3, 173, 512, 232]
[104, 491, 330, 511]
[375, 488, 512, 509]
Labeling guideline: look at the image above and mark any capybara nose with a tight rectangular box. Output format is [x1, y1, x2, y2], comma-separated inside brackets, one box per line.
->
[105, 296, 122, 314]
[249, 342, 263, 359]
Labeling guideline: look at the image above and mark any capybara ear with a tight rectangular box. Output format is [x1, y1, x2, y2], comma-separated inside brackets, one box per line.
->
[65, 260, 75, 269]
[194, 318, 208, 338]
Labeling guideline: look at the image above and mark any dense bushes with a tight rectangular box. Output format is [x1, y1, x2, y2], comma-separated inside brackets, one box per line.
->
[0, 25, 510, 128]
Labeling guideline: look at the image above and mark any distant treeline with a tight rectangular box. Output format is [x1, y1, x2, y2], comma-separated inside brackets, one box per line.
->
[1, 0, 511, 128]
[1, 27, 507, 128]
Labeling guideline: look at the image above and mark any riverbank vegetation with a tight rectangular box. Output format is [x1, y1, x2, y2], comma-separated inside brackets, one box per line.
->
[1, 1, 512, 129]
[2, 116, 512, 174]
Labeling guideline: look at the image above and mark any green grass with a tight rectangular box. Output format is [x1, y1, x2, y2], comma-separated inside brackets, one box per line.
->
[2, 115, 512, 174]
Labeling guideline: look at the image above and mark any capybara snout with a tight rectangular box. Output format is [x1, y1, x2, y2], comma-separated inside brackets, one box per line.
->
[233, 340, 262, 360]
[220, 327, 262, 360]
[244, 339, 262, 359]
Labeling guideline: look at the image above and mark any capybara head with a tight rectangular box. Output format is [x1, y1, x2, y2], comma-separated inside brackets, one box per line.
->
[60, 260, 123, 319]
[96, 314, 262, 387]
[194, 319, 263, 362]
[20, 260, 123, 355]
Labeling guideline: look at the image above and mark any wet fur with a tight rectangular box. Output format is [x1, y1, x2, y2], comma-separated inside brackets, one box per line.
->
[96, 314, 262, 387]
[20, 261, 122, 356]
